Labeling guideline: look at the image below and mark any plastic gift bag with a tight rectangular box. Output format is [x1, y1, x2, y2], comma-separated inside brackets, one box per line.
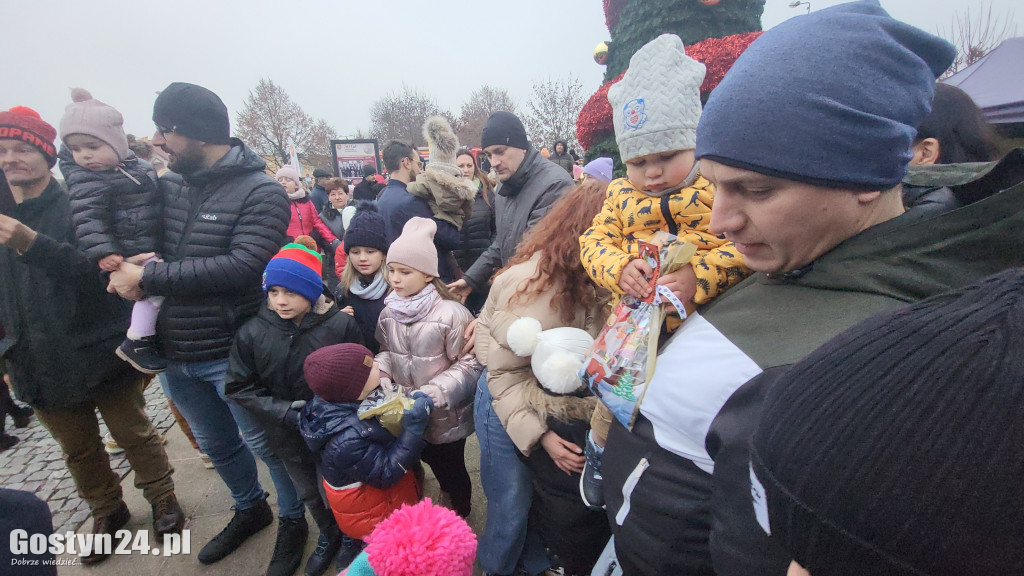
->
[357, 387, 414, 436]
[580, 240, 696, 429]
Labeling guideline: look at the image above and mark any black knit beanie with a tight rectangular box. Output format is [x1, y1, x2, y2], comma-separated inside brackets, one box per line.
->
[343, 202, 387, 254]
[153, 82, 231, 145]
[480, 111, 529, 150]
[750, 268, 1024, 576]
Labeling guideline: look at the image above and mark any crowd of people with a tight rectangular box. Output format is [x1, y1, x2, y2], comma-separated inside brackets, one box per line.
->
[1, 1, 1023, 576]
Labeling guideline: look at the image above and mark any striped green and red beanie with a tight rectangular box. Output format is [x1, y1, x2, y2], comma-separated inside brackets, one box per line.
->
[263, 240, 323, 305]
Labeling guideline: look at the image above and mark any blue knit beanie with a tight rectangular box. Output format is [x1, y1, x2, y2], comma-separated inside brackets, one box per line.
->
[263, 242, 323, 305]
[696, 0, 955, 190]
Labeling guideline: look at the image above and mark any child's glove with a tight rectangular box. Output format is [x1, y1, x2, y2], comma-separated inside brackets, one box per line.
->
[283, 400, 307, 429]
[418, 384, 446, 408]
[402, 392, 433, 437]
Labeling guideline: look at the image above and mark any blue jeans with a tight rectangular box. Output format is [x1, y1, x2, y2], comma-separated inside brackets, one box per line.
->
[160, 359, 303, 518]
[475, 370, 550, 575]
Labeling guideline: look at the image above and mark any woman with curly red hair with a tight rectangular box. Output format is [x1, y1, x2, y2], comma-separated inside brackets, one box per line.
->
[473, 179, 611, 576]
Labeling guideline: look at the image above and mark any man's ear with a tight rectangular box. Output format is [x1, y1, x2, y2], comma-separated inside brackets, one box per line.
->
[910, 137, 941, 166]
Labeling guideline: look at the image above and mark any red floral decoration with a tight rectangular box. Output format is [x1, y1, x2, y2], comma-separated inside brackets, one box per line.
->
[577, 71, 625, 150]
[686, 31, 763, 96]
[603, 0, 633, 31]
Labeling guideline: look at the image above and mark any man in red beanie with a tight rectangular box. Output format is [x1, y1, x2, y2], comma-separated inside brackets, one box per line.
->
[0, 106, 183, 565]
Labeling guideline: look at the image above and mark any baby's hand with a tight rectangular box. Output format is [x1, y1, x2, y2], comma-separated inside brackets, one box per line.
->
[340, 306, 354, 316]
[657, 265, 698, 313]
[98, 254, 124, 272]
[618, 258, 654, 298]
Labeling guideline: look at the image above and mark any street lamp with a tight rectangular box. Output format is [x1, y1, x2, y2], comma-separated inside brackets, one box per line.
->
[789, 0, 810, 14]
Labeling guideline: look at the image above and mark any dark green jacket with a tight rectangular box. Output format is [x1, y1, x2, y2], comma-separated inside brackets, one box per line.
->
[605, 150, 1024, 576]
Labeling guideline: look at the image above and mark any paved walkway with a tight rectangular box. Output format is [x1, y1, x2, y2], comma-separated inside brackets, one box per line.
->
[1, 383, 488, 575]
[0, 382, 177, 535]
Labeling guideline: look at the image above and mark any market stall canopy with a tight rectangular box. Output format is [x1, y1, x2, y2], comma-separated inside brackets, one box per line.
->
[944, 37, 1024, 124]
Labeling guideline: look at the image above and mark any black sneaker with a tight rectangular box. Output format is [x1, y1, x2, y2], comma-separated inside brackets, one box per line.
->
[580, 435, 605, 510]
[116, 336, 167, 374]
[333, 535, 364, 571]
[304, 524, 342, 576]
[10, 403, 33, 428]
[198, 497, 274, 564]
[266, 517, 309, 576]
[0, 434, 19, 453]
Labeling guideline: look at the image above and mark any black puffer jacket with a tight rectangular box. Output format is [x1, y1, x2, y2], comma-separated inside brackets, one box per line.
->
[58, 147, 162, 260]
[452, 184, 495, 273]
[224, 295, 363, 428]
[139, 140, 290, 362]
[0, 178, 136, 411]
[352, 178, 383, 202]
[300, 396, 425, 489]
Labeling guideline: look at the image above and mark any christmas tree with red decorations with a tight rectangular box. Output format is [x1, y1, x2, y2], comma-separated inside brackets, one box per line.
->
[578, 0, 766, 172]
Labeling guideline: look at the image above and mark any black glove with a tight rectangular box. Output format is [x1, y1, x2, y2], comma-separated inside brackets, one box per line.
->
[402, 392, 433, 437]
[283, 400, 306, 430]
[330, 239, 341, 251]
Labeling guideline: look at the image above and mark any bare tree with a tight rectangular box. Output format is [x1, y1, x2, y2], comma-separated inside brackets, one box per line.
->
[236, 78, 338, 168]
[938, 2, 1017, 78]
[523, 76, 587, 153]
[456, 86, 518, 147]
[369, 87, 453, 147]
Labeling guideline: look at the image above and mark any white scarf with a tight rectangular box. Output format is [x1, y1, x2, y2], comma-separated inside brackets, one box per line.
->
[384, 283, 439, 324]
[349, 272, 388, 301]
[287, 189, 306, 201]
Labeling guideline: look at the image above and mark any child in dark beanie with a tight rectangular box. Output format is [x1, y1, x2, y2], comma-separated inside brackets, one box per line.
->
[750, 268, 1024, 576]
[225, 238, 363, 576]
[300, 343, 434, 571]
[335, 204, 390, 354]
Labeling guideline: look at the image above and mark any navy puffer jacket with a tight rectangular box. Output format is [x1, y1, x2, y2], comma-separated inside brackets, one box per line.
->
[58, 147, 161, 260]
[300, 396, 425, 490]
[139, 140, 290, 361]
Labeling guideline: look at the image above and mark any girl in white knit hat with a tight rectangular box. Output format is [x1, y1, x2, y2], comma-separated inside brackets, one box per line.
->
[374, 217, 482, 518]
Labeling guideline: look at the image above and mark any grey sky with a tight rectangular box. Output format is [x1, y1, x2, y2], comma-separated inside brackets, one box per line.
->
[2, 0, 1018, 144]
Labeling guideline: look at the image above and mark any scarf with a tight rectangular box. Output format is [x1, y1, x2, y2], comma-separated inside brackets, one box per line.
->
[287, 189, 306, 201]
[384, 283, 439, 324]
[349, 272, 388, 301]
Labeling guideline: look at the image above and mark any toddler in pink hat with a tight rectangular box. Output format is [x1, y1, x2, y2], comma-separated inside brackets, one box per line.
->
[58, 88, 166, 374]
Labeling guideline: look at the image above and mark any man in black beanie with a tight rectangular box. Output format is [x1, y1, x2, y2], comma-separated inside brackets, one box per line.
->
[108, 82, 339, 576]
[750, 268, 1024, 576]
[444, 109, 572, 575]
[597, 2, 1024, 575]
[447, 110, 571, 300]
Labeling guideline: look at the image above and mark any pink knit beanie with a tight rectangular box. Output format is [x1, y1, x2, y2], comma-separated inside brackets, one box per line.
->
[362, 498, 476, 576]
[275, 166, 301, 187]
[59, 88, 129, 161]
[387, 217, 438, 278]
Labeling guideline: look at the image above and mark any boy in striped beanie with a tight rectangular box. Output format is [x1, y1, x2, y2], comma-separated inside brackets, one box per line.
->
[226, 236, 365, 576]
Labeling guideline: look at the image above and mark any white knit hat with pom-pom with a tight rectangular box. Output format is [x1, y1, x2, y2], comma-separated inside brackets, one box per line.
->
[59, 88, 130, 162]
[506, 317, 594, 395]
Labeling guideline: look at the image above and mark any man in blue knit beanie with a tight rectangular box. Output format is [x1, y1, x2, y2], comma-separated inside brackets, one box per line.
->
[598, 2, 1024, 576]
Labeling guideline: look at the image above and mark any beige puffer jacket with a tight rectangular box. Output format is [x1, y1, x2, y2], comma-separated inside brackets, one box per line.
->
[475, 254, 603, 455]
[375, 294, 482, 445]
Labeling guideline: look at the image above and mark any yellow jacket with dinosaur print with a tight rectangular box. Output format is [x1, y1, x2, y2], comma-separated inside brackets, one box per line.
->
[580, 176, 749, 305]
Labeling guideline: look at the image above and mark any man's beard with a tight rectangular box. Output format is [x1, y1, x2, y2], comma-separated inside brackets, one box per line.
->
[168, 141, 207, 176]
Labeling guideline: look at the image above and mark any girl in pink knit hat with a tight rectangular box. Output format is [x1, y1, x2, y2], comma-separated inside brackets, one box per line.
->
[376, 217, 482, 518]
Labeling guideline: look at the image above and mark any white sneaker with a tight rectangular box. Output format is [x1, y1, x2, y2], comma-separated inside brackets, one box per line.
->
[103, 432, 124, 455]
